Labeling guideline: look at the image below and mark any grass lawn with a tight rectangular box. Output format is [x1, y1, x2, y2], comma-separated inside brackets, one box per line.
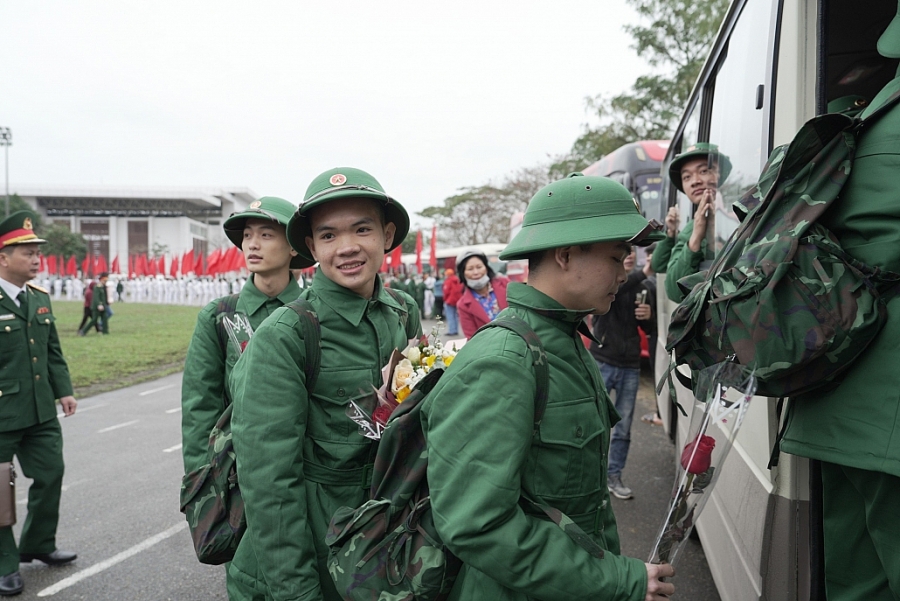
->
[51, 300, 202, 396]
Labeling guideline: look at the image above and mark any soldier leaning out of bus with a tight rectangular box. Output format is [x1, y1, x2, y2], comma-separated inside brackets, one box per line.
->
[650, 143, 731, 303]
[778, 7, 900, 599]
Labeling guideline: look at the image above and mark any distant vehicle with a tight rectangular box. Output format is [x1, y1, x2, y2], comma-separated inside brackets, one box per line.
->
[432, 243, 507, 274]
[582, 140, 669, 223]
[653, 1, 899, 599]
[506, 212, 528, 283]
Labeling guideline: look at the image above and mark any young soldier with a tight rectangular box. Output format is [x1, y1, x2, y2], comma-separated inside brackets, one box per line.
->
[779, 8, 900, 598]
[228, 168, 421, 601]
[421, 174, 674, 600]
[0, 211, 77, 597]
[651, 142, 731, 302]
[181, 196, 303, 483]
[78, 272, 110, 335]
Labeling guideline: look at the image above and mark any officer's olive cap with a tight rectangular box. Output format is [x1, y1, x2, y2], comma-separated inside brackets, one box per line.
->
[223, 196, 306, 269]
[499, 174, 664, 261]
[0, 210, 46, 251]
[667, 142, 733, 193]
[879, 2, 900, 58]
[287, 167, 410, 268]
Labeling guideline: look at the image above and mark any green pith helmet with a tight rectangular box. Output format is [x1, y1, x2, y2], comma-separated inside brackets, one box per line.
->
[667, 142, 733, 193]
[827, 95, 869, 116]
[0, 210, 46, 251]
[286, 167, 410, 267]
[223, 196, 306, 269]
[878, 1, 900, 58]
[499, 174, 664, 261]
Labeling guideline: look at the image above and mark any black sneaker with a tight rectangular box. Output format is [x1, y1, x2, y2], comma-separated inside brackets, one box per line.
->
[607, 473, 633, 500]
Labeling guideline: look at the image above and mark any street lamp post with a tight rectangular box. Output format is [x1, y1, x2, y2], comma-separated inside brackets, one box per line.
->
[0, 128, 11, 218]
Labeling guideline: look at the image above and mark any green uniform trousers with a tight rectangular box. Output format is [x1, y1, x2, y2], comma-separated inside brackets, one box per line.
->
[0, 418, 64, 575]
[81, 309, 108, 335]
[822, 462, 900, 600]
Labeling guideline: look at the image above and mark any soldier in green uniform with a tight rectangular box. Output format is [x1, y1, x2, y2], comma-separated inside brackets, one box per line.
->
[651, 142, 732, 302]
[779, 8, 900, 599]
[78, 272, 109, 336]
[420, 174, 674, 600]
[0, 211, 77, 597]
[228, 168, 421, 601]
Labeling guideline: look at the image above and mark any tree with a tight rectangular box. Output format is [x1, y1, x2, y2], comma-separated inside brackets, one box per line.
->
[420, 165, 550, 246]
[550, 0, 729, 178]
[401, 231, 418, 254]
[41, 223, 88, 261]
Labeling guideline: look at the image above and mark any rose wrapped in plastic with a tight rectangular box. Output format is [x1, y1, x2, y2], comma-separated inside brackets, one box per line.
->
[680, 434, 716, 475]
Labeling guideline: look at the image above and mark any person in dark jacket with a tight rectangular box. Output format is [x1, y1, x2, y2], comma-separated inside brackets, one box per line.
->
[455, 248, 509, 339]
[77, 281, 97, 333]
[589, 248, 654, 500]
[442, 268, 463, 335]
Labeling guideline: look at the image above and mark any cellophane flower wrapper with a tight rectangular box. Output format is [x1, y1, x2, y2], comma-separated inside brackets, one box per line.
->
[345, 319, 458, 440]
[222, 313, 254, 356]
[649, 362, 757, 566]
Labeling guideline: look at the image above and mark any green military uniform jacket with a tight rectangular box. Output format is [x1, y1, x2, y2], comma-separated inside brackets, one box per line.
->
[651, 221, 707, 303]
[90, 281, 108, 312]
[229, 270, 421, 601]
[181, 274, 301, 474]
[0, 283, 74, 432]
[781, 75, 900, 478]
[421, 283, 647, 600]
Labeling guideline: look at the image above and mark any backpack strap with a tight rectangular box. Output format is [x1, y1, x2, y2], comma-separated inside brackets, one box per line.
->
[284, 298, 322, 392]
[383, 287, 411, 334]
[213, 293, 241, 356]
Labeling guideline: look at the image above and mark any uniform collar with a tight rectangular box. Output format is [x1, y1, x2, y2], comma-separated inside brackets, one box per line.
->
[0, 275, 26, 305]
[506, 282, 599, 341]
[240, 273, 301, 314]
[311, 267, 404, 327]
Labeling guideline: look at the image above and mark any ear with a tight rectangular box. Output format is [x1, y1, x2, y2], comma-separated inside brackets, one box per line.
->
[304, 236, 318, 262]
[554, 246, 572, 270]
[383, 222, 397, 251]
[289, 247, 298, 258]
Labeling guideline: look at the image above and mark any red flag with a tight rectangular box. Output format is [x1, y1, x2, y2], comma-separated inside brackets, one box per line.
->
[380, 254, 388, 273]
[390, 245, 403, 273]
[57, 255, 64, 276]
[111, 255, 120, 274]
[170, 255, 179, 278]
[157, 255, 166, 275]
[193, 250, 204, 276]
[430, 225, 437, 270]
[81, 255, 90, 277]
[148, 255, 158, 276]
[47, 255, 57, 275]
[66, 255, 77, 277]
[415, 230, 423, 274]
[128, 255, 134, 276]
[207, 248, 221, 275]
[135, 254, 147, 277]
[96, 254, 108, 274]
[183, 250, 194, 274]
[233, 247, 245, 271]
[39, 255, 47, 273]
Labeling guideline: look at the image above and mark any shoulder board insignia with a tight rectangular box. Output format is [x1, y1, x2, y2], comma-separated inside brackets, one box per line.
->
[26, 282, 49, 294]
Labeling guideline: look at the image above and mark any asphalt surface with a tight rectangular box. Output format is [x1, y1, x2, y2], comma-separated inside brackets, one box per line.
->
[8, 319, 719, 599]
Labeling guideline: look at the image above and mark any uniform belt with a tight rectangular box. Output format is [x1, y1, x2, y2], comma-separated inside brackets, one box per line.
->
[303, 461, 373, 489]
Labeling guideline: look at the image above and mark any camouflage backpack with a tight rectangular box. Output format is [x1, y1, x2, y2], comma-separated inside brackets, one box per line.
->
[179, 297, 321, 565]
[666, 91, 900, 399]
[325, 316, 607, 601]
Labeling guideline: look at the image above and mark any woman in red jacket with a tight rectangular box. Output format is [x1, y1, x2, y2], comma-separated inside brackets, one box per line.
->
[455, 248, 509, 338]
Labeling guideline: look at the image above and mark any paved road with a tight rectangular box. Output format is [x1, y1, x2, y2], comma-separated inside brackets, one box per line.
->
[10, 348, 719, 599]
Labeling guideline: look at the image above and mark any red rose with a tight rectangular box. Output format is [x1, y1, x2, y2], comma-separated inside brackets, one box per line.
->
[372, 404, 393, 426]
[240, 340, 248, 352]
[680, 434, 716, 474]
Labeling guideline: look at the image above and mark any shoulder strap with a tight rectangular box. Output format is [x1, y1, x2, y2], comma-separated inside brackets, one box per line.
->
[284, 298, 322, 393]
[855, 86, 900, 131]
[213, 294, 241, 356]
[475, 316, 549, 435]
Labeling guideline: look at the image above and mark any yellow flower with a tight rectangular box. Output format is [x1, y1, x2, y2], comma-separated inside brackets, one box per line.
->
[425, 355, 437, 368]
[443, 355, 454, 367]
[396, 386, 411, 403]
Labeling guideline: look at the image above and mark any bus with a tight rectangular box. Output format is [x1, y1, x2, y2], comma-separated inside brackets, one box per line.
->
[653, 1, 898, 599]
[582, 139, 669, 224]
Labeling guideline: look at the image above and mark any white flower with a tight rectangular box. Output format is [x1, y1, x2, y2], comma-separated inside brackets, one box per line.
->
[404, 347, 421, 364]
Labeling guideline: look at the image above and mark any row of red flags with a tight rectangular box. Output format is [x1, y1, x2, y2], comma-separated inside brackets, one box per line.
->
[39, 225, 439, 278]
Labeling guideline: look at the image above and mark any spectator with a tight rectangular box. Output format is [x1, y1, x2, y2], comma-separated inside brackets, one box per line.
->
[442, 268, 463, 336]
[77, 281, 96, 333]
[456, 248, 509, 338]
[432, 271, 444, 320]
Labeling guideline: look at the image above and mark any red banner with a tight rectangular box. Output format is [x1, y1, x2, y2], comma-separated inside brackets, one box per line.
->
[111, 255, 120, 274]
[67, 256, 77, 277]
[415, 230, 423, 274]
[170, 255, 179, 278]
[96, 254, 108, 274]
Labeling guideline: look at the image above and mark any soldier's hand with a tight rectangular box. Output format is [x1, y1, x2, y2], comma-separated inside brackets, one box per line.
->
[635, 302, 652, 321]
[97, 304, 105, 311]
[688, 191, 715, 252]
[60, 396, 77, 417]
[644, 563, 675, 599]
[665, 206, 680, 238]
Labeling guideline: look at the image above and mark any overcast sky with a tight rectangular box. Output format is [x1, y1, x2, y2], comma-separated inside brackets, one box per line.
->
[1, 1, 649, 229]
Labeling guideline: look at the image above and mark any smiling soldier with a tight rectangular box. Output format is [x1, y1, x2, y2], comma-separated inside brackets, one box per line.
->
[227, 168, 421, 601]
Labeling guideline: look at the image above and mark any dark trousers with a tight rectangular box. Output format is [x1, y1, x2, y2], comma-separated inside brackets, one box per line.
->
[81, 309, 108, 334]
[77, 306, 94, 331]
[0, 419, 65, 575]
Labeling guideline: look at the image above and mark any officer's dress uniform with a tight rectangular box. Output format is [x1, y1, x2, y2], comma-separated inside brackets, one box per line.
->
[420, 283, 648, 600]
[780, 64, 900, 600]
[228, 270, 421, 601]
[0, 280, 74, 576]
[81, 280, 108, 335]
[181, 273, 301, 474]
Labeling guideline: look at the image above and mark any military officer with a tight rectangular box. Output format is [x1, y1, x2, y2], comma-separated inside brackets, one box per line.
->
[780, 7, 900, 599]
[227, 168, 422, 601]
[420, 174, 674, 600]
[78, 272, 110, 336]
[651, 142, 732, 302]
[0, 211, 77, 597]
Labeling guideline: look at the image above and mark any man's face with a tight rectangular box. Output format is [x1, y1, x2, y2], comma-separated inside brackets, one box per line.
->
[0, 244, 42, 287]
[305, 198, 395, 298]
[563, 241, 631, 315]
[680, 157, 720, 204]
[242, 218, 297, 278]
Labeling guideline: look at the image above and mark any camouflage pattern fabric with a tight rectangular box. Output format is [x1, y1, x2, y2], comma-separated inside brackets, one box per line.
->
[667, 91, 900, 398]
[326, 315, 604, 600]
[179, 298, 320, 564]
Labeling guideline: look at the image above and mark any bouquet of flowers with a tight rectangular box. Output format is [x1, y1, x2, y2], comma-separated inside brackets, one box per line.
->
[649, 362, 757, 566]
[346, 320, 459, 440]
